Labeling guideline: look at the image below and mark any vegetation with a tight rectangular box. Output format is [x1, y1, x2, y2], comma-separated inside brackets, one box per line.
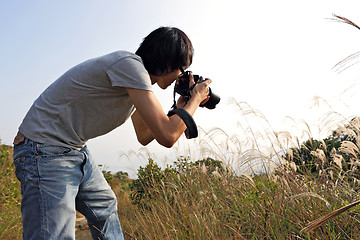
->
[2, 108, 360, 240]
[2, 112, 360, 239]
[116, 110, 360, 239]
[119, 152, 360, 239]
[0, 142, 22, 240]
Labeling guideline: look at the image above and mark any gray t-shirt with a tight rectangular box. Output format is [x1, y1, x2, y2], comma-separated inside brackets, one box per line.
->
[19, 51, 152, 149]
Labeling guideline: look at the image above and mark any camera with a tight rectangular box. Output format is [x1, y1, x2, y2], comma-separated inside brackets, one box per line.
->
[174, 71, 220, 109]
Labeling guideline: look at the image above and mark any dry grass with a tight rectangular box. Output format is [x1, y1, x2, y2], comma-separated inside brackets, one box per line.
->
[117, 99, 360, 239]
[0, 144, 22, 240]
[2, 97, 360, 239]
[301, 199, 360, 233]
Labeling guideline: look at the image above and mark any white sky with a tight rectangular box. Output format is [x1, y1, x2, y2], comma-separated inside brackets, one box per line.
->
[2, 1, 360, 177]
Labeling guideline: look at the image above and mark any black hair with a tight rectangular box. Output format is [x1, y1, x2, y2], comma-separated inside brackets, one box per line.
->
[136, 27, 194, 76]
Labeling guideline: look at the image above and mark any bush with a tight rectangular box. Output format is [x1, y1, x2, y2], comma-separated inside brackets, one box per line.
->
[283, 118, 360, 188]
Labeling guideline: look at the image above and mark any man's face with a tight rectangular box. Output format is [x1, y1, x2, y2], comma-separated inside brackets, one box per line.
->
[150, 69, 182, 89]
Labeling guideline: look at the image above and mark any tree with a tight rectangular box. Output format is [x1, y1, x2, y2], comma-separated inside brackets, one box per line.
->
[283, 117, 360, 183]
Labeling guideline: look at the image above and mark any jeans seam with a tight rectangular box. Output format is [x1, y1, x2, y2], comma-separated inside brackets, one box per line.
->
[35, 155, 48, 240]
[79, 150, 88, 185]
[77, 194, 100, 222]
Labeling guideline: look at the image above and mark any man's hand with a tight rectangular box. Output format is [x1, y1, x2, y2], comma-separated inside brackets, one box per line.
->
[176, 96, 189, 108]
[191, 78, 212, 105]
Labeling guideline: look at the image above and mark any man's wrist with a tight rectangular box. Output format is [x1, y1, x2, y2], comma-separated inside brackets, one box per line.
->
[189, 93, 204, 105]
[167, 108, 198, 139]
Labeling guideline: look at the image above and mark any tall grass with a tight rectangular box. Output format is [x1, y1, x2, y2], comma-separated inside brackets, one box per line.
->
[118, 158, 360, 239]
[118, 99, 360, 239]
[0, 143, 22, 239]
[2, 99, 360, 239]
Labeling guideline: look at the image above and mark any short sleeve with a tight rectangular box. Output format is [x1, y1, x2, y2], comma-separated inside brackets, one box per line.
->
[106, 55, 152, 90]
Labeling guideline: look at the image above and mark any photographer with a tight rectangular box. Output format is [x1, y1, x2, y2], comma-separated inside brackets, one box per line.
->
[12, 27, 211, 240]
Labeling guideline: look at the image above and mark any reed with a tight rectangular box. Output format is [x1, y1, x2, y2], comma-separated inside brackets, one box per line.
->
[2, 97, 360, 239]
[117, 98, 360, 239]
[301, 199, 360, 233]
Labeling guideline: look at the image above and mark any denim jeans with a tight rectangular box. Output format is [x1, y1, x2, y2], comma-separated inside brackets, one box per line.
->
[13, 137, 124, 240]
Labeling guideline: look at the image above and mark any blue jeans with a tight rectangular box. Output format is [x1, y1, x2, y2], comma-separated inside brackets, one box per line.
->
[13, 137, 124, 240]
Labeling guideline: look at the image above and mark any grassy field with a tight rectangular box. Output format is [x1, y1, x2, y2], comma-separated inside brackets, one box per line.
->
[1, 107, 360, 239]
[0, 144, 22, 240]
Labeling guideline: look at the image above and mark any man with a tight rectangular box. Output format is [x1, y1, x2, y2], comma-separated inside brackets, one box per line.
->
[12, 27, 211, 240]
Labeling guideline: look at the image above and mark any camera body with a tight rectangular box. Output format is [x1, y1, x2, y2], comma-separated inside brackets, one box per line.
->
[174, 71, 220, 109]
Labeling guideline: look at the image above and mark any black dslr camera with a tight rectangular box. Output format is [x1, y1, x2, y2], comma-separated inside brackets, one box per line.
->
[174, 71, 220, 109]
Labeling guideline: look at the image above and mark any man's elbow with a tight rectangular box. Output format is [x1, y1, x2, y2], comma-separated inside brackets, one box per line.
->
[158, 140, 175, 148]
[137, 135, 153, 146]
[136, 131, 175, 147]
[138, 139, 149, 146]
[156, 134, 177, 148]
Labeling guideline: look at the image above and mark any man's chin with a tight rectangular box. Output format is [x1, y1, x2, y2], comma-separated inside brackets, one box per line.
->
[158, 84, 168, 90]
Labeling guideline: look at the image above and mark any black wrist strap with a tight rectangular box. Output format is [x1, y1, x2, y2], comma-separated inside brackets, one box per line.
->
[167, 108, 198, 139]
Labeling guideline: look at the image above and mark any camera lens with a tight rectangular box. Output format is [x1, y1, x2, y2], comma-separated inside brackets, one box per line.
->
[203, 88, 220, 109]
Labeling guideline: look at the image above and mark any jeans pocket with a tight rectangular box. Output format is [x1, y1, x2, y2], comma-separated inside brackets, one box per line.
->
[38, 145, 74, 157]
[13, 157, 26, 193]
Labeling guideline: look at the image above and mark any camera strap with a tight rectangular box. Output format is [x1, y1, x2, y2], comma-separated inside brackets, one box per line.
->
[167, 108, 198, 139]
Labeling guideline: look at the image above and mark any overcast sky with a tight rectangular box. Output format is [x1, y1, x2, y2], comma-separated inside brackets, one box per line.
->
[2, 1, 360, 177]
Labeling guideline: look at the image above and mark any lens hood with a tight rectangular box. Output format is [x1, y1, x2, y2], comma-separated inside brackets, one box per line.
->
[202, 88, 220, 109]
